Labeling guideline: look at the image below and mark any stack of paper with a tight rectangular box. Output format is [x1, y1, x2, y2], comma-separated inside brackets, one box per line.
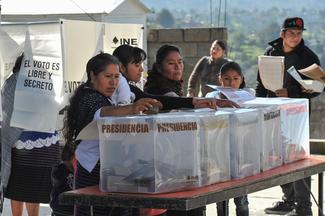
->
[206, 85, 255, 106]
[298, 63, 325, 83]
[287, 66, 325, 93]
[258, 55, 284, 92]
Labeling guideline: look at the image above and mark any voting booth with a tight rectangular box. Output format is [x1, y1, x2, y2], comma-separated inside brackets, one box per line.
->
[244, 98, 310, 164]
[0, 20, 143, 130]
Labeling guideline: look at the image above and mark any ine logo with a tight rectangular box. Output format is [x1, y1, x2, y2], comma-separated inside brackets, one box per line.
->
[112, 36, 138, 46]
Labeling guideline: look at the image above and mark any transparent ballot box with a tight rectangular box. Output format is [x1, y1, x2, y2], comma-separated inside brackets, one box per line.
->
[98, 114, 201, 193]
[174, 110, 231, 186]
[197, 111, 231, 186]
[243, 98, 309, 164]
[223, 108, 261, 179]
[246, 105, 283, 171]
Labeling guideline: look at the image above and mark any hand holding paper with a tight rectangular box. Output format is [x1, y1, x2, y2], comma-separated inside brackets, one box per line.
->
[298, 63, 325, 83]
[287, 66, 325, 93]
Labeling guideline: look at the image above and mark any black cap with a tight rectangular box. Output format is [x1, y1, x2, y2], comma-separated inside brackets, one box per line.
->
[282, 17, 306, 31]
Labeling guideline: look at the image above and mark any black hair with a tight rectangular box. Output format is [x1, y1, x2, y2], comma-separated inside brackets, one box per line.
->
[62, 52, 119, 161]
[85, 52, 120, 83]
[213, 40, 227, 51]
[155, 44, 181, 65]
[13, 53, 24, 74]
[219, 61, 246, 89]
[112, 44, 146, 68]
[150, 44, 181, 74]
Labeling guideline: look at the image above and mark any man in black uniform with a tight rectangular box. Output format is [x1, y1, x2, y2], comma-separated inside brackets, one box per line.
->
[256, 17, 322, 216]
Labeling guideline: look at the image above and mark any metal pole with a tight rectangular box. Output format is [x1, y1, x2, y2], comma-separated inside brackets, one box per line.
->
[0, 2, 2, 25]
[319, 173, 324, 216]
[210, 0, 213, 27]
[224, 0, 227, 27]
[218, 0, 222, 27]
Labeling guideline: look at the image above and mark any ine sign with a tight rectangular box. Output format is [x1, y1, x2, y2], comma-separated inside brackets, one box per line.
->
[105, 23, 143, 53]
[112, 36, 138, 46]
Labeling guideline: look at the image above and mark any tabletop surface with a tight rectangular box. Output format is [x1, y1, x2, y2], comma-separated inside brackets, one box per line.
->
[60, 156, 325, 210]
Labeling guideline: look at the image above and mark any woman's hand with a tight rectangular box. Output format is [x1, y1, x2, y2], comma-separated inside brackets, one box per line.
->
[132, 98, 163, 114]
[192, 97, 217, 109]
[216, 99, 240, 108]
[275, 88, 288, 97]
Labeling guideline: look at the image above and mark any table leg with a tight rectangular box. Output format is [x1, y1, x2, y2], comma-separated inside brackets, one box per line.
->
[222, 200, 229, 216]
[319, 172, 323, 216]
[90, 205, 94, 216]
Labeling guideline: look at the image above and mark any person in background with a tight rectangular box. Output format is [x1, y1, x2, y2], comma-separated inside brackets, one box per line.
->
[256, 17, 321, 216]
[144, 44, 184, 97]
[206, 61, 255, 99]
[1, 53, 60, 216]
[206, 61, 250, 216]
[63, 52, 161, 216]
[187, 40, 230, 97]
[142, 44, 238, 109]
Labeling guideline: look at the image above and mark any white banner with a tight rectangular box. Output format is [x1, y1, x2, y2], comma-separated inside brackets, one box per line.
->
[60, 19, 104, 95]
[10, 25, 63, 132]
[104, 23, 143, 54]
[0, 26, 25, 121]
[0, 27, 24, 85]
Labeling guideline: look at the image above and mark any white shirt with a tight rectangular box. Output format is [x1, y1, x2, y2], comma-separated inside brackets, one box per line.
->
[75, 109, 102, 172]
[111, 75, 135, 105]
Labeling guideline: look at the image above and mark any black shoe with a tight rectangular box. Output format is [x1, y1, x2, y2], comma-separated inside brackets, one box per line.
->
[284, 208, 312, 216]
[264, 201, 295, 215]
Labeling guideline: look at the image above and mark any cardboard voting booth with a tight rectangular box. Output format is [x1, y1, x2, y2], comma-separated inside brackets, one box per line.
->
[243, 98, 310, 164]
[0, 20, 143, 131]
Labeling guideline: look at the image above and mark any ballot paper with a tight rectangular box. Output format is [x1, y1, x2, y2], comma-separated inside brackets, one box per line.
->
[288, 66, 325, 93]
[206, 85, 255, 106]
[258, 56, 284, 92]
[298, 63, 325, 83]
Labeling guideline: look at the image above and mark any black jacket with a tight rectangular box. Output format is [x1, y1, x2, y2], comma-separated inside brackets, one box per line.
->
[256, 38, 321, 98]
[129, 84, 194, 111]
[144, 72, 183, 96]
[50, 163, 74, 216]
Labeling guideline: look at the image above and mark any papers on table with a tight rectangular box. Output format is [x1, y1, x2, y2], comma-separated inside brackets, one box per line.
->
[258, 56, 284, 92]
[206, 85, 255, 106]
[287, 66, 325, 93]
[298, 63, 325, 83]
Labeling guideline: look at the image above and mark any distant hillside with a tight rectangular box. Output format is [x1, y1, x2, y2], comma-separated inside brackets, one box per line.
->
[141, 0, 325, 12]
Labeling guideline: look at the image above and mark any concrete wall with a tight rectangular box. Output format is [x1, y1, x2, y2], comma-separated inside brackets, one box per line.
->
[147, 28, 227, 95]
[310, 94, 325, 139]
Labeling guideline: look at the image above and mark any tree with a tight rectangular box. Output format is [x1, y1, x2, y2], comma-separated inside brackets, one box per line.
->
[157, 8, 175, 28]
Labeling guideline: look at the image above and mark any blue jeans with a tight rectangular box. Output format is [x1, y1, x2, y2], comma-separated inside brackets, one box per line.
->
[216, 195, 249, 216]
[281, 177, 312, 212]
